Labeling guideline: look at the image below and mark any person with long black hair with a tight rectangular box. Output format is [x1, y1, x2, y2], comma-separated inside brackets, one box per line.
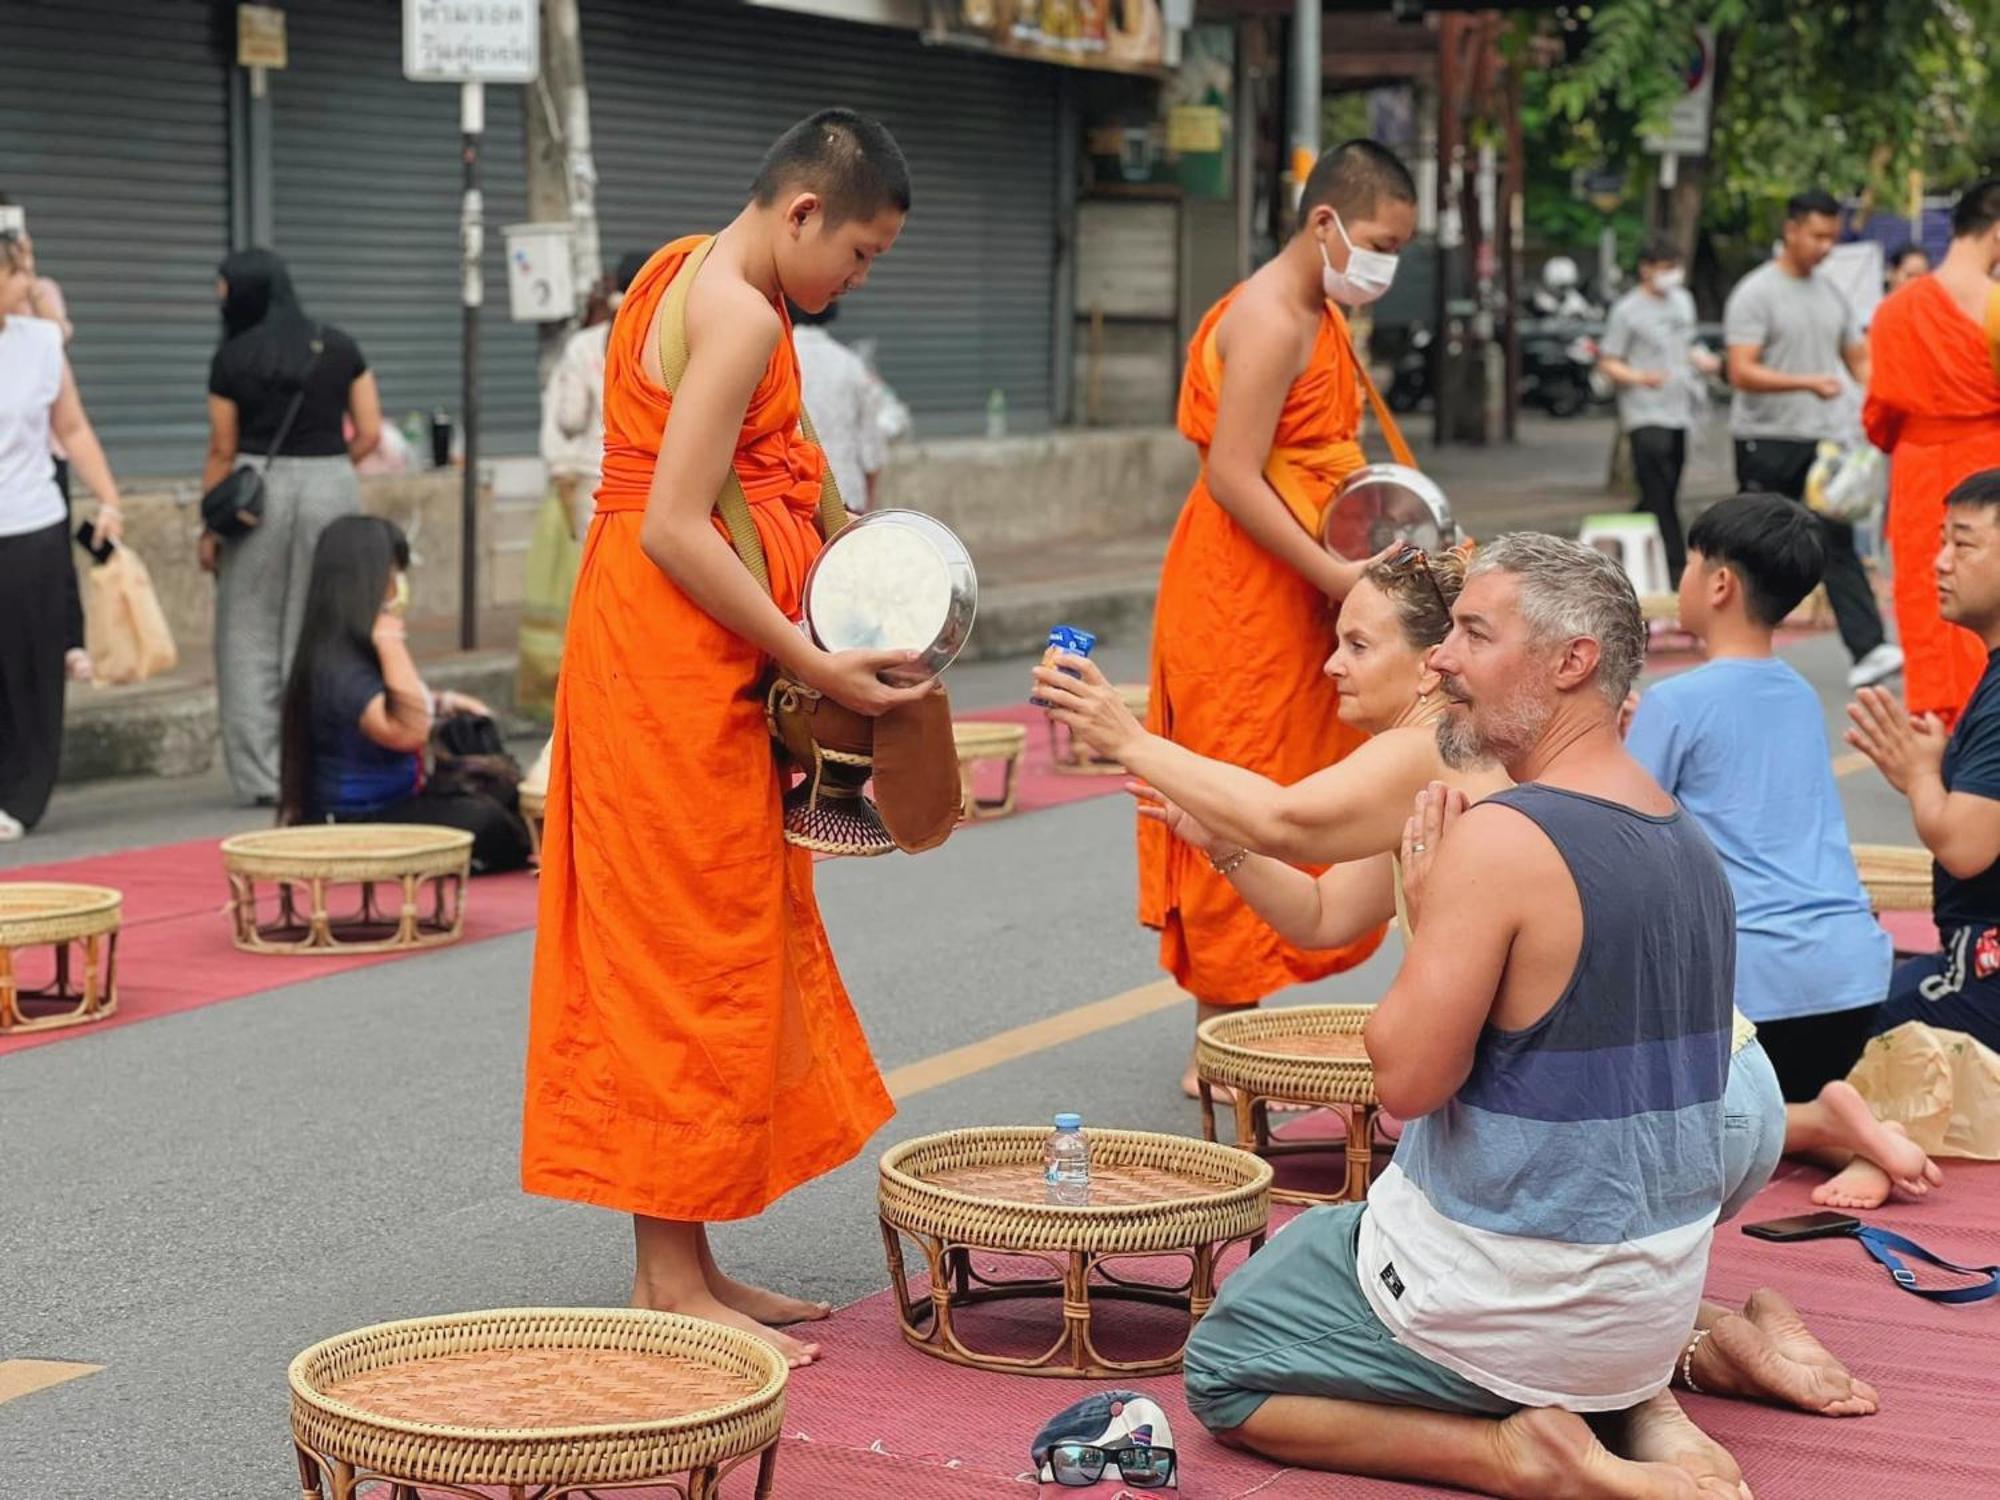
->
[202, 248, 380, 805]
[279, 515, 530, 873]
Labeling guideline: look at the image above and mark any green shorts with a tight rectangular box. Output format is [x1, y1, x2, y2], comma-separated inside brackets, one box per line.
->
[1183, 1203, 1518, 1434]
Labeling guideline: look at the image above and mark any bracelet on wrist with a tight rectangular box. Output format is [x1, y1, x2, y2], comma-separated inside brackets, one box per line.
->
[1209, 845, 1250, 877]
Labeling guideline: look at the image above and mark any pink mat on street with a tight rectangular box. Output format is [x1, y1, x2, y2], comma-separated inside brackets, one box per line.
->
[768, 1161, 2000, 1499]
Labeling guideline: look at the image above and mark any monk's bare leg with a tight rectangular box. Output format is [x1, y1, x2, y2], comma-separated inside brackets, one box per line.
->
[1227, 1398, 1736, 1500]
[1601, 1391, 1748, 1496]
[631, 1217, 820, 1367]
[1785, 1082, 1940, 1207]
[696, 1225, 831, 1328]
[1682, 1298, 1877, 1417]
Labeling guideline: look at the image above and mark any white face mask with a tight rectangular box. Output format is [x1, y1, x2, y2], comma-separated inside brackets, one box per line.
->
[1320, 212, 1398, 307]
[1651, 267, 1686, 293]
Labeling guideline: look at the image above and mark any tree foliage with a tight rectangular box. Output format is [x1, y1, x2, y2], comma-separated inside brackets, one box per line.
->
[1535, 0, 1999, 246]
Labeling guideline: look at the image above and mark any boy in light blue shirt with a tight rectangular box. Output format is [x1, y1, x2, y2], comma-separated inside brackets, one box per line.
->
[1629, 493, 1939, 1208]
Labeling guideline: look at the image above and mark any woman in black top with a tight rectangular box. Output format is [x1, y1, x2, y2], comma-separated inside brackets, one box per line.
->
[201, 249, 381, 805]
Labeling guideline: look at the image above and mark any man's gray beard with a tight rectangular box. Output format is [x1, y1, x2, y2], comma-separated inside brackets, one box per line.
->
[1435, 693, 1553, 772]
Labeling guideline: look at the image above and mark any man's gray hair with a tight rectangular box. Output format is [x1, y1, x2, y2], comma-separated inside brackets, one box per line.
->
[1466, 532, 1646, 703]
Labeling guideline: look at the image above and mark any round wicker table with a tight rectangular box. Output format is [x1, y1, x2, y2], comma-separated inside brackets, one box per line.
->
[1051, 684, 1150, 775]
[878, 1127, 1270, 1379]
[1853, 843, 1931, 914]
[519, 787, 546, 864]
[0, 883, 120, 1034]
[1196, 1005, 1380, 1206]
[290, 1308, 789, 1500]
[953, 721, 1028, 820]
[220, 825, 474, 955]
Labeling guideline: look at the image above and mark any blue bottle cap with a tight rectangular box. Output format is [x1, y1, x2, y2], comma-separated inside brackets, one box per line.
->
[1053, 1113, 1083, 1131]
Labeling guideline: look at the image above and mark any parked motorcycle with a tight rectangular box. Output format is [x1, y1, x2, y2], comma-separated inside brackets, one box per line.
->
[1387, 323, 1433, 413]
[1520, 323, 1599, 418]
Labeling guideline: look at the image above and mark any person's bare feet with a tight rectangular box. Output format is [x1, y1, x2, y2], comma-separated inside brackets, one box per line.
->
[1613, 1391, 1748, 1497]
[1691, 1306, 1876, 1417]
[1813, 1155, 1894, 1210]
[1808, 1084, 1941, 1205]
[1490, 1407, 1745, 1500]
[705, 1269, 832, 1328]
[632, 1285, 820, 1368]
[1182, 1064, 1305, 1111]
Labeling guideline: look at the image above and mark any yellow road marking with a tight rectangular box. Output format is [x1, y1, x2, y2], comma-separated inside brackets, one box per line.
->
[0, 1360, 101, 1405]
[886, 978, 1187, 1101]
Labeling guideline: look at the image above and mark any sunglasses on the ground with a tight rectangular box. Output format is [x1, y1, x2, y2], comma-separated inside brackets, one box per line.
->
[1044, 1441, 1177, 1487]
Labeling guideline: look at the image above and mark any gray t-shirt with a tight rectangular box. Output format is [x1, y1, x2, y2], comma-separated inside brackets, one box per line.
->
[1601, 286, 1701, 431]
[1724, 261, 1861, 441]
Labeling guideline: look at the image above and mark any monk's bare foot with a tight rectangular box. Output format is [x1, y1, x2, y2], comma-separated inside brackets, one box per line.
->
[1813, 1155, 1894, 1210]
[1613, 1391, 1748, 1497]
[1808, 1084, 1941, 1202]
[1741, 1288, 1879, 1415]
[1491, 1408, 1742, 1500]
[705, 1269, 832, 1328]
[632, 1287, 820, 1368]
[1692, 1308, 1875, 1417]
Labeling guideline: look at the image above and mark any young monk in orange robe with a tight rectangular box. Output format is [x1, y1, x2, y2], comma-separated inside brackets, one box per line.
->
[522, 110, 932, 1366]
[1864, 177, 2000, 724]
[1140, 141, 1418, 1097]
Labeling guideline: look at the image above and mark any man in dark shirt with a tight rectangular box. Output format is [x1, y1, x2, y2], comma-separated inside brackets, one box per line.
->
[1849, 467, 2000, 1056]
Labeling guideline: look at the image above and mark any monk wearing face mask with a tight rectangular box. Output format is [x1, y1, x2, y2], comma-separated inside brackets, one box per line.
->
[1139, 139, 1418, 1099]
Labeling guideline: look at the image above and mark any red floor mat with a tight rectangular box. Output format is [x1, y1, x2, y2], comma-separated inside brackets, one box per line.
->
[785, 1164, 2000, 1499]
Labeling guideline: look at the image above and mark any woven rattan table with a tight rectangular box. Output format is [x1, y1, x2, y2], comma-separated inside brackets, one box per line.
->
[1051, 684, 1150, 775]
[520, 787, 546, 863]
[1853, 844, 1931, 914]
[879, 1127, 1270, 1379]
[0, 883, 120, 1034]
[220, 825, 473, 955]
[290, 1308, 789, 1500]
[953, 721, 1028, 819]
[1196, 1005, 1380, 1205]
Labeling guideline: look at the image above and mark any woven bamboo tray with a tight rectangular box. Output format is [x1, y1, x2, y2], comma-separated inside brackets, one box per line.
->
[290, 1308, 788, 1500]
[1051, 684, 1150, 775]
[1196, 1005, 1380, 1205]
[220, 825, 474, 955]
[878, 1126, 1269, 1378]
[1852, 843, 1931, 914]
[953, 721, 1027, 820]
[0, 882, 121, 1034]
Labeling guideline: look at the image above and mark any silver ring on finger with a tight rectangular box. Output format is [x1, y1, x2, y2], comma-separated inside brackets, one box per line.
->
[1412, 842, 1427, 853]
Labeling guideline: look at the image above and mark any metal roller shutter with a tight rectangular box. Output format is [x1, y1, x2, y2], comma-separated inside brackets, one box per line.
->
[0, 0, 230, 476]
[270, 0, 540, 453]
[584, 0, 1059, 433]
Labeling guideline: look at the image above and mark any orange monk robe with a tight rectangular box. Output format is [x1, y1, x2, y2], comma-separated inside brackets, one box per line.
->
[522, 237, 893, 1223]
[1864, 277, 2000, 723]
[1138, 293, 1387, 1005]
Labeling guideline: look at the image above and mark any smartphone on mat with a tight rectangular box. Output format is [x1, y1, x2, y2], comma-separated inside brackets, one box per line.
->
[1741, 1210, 1861, 1243]
[75, 520, 115, 564]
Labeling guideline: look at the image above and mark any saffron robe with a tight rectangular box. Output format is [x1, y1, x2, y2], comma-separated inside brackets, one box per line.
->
[521, 237, 893, 1222]
[1138, 291, 1388, 1005]
[1864, 277, 2000, 723]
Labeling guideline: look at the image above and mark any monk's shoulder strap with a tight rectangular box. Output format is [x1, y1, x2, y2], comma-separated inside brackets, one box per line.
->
[654, 236, 850, 598]
[1984, 284, 2000, 389]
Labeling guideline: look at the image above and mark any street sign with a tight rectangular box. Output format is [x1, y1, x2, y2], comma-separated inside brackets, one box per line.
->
[403, 0, 540, 84]
[237, 4, 288, 69]
[504, 221, 576, 322]
[1642, 27, 1715, 158]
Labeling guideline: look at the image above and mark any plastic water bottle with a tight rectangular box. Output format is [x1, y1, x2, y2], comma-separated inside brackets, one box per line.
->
[1044, 1113, 1090, 1205]
[986, 387, 1008, 440]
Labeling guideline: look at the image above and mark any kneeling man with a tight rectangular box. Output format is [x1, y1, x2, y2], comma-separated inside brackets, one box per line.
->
[1185, 534, 1746, 1500]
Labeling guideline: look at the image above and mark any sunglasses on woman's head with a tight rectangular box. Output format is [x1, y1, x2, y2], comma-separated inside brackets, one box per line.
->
[1380, 540, 1449, 616]
[1045, 1441, 1177, 1488]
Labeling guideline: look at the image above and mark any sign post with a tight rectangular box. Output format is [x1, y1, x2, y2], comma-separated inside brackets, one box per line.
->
[403, 1, 539, 652]
[1642, 28, 1716, 206]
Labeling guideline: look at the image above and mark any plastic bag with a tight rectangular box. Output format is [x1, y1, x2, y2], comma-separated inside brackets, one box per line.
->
[84, 544, 178, 685]
[1805, 440, 1888, 525]
[1848, 1021, 2000, 1161]
[514, 485, 583, 721]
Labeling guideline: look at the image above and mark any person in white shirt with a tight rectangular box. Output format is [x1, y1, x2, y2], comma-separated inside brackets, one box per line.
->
[791, 302, 889, 512]
[540, 252, 648, 538]
[0, 233, 124, 839]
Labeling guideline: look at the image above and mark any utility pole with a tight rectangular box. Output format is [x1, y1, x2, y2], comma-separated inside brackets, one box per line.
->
[1287, 0, 1321, 210]
[523, 0, 600, 385]
[460, 80, 483, 652]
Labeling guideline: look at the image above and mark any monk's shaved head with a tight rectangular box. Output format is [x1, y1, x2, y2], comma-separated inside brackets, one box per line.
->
[1300, 139, 1417, 226]
[1952, 176, 2000, 239]
[753, 108, 912, 228]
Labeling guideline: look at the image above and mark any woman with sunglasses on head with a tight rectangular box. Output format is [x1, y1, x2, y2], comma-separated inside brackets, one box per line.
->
[1036, 540, 1881, 1432]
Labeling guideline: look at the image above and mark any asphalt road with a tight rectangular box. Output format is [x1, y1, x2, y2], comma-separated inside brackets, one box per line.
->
[0, 620, 1919, 1498]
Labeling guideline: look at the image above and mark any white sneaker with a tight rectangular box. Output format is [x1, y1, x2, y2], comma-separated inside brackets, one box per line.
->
[0, 810, 23, 842]
[1847, 643, 1905, 690]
